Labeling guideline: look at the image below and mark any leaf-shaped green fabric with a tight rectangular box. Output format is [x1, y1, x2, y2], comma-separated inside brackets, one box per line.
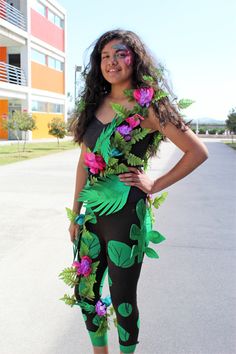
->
[118, 324, 130, 342]
[78, 300, 95, 314]
[178, 98, 194, 109]
[129, 224, 142, 240]
[81, 232, 101, 259]
[118, 303, 133, 317]
[136, 199, 146, 223]
[108, 240, 134, 268]
[153, 191, 168, 209]
[79, 241, 89, 258]
[108, 274, 113, 287]
[82, 314, 87, 321]
[79, 175, 131, 216]
[111, 103, 130, 118]
[145, 247, 159, 259]
[148, 230, 165, 244]
[92, 314, 102, 327]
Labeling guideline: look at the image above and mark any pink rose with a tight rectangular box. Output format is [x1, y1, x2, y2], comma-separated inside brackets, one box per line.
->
[125, 114, 145, 128]
[133, 87, 154, 107]
[84, 152, 106, 174]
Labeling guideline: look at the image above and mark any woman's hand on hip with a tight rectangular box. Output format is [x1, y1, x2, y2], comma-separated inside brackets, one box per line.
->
[68, 222, 80, 243]
[119, 167, 154, 194]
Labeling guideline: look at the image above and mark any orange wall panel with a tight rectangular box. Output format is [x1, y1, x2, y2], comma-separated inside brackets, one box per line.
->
[0, 100, 8, 139]
[32, 113, 64, 139]
[0, 47, 7, 62]
[31, 9, 64, 52]
[31, 62, 64, 94]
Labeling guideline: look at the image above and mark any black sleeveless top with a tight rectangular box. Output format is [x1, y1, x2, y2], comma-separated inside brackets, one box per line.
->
[83, 116, 154, 202]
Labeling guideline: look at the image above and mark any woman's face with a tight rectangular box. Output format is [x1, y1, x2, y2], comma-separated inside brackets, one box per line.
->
[100, 39, 134, 85]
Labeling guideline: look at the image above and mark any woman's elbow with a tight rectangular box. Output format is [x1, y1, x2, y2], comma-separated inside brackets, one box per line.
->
[196, 144, 209, 164]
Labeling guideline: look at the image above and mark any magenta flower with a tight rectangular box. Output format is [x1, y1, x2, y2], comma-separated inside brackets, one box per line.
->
[95, 300, 107, 316]
[125, 114, 145, 128]
[133, 87, 154, 107]
[72, 256, 92, 277]
[84, 152, 106, 174]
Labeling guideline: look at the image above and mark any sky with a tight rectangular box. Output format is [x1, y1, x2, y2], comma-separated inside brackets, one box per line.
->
[58, 0, 236, 121]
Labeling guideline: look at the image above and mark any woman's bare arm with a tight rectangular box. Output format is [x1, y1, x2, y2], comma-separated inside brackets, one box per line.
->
[119, 108, 209, 193]
[151, 122, 209, 193]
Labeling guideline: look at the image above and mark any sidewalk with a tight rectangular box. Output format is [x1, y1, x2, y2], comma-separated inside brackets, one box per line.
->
[0, 140, 235, 354]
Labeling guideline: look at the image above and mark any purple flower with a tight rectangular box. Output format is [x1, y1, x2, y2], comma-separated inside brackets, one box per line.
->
[72, 256, 92, 277]
[95, 300, 107, 316]
[133, 87, 154, 107]
[116, 124, 132, 136]
[116, 124, 132, 141]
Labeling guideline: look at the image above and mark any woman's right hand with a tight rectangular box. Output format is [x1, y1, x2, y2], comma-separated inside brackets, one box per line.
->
[68, 222, 80, 243]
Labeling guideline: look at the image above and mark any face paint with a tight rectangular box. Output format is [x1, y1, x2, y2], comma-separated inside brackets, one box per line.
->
[111, 44, 133, 66]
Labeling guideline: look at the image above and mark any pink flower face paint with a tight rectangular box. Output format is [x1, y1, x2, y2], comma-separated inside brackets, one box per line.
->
[112, 43, 133, 66]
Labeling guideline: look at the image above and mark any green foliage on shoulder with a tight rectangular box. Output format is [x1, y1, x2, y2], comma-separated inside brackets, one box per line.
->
[126, 153, 144, 166]
[177, 99, 195, 109]
[130, 128, 150, 144]
[111, 103, 130, 118]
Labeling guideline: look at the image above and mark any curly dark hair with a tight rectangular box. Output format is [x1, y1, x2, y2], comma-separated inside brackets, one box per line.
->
[72, 29, 187, 144]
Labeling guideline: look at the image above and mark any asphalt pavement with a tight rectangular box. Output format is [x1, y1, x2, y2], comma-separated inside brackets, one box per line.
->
[0, 140, 235, 354]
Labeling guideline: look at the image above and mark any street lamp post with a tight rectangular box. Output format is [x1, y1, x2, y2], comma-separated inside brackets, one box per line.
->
[74, 65, 82, 107]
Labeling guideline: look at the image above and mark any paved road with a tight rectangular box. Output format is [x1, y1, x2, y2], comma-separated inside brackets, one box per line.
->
[0, 140, 235, 354]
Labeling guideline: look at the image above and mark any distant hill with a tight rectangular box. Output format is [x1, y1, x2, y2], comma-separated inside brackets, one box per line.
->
[190, 118, 225, 124]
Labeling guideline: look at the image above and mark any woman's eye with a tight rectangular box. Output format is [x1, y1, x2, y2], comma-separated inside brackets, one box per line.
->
[116, 52, 126, 58]
[102, 55, 109, 60]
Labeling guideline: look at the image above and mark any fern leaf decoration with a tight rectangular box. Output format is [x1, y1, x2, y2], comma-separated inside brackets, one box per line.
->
[111, 103, 130, 118]
[93, 118, 117, 163]
[126, 153, 144, 166]
[60, 294, 77, 307]
[131, 128, 150, 144]
[177, 99, 194, 109]
[59, 267, 78, 287]
[78, 175, 130, 216]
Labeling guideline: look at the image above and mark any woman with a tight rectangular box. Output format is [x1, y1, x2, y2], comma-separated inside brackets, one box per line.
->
[60, 29, 208, 354]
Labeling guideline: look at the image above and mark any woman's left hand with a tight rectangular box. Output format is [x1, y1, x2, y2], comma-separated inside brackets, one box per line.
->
[119, 167, 154, 193]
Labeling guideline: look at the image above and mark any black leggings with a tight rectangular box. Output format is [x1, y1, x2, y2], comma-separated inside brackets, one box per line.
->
[75, 199, 144, 353]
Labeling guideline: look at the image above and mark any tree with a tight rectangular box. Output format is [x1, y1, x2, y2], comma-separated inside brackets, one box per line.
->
[48, 117, 67, 145]
[226, 108, 236, 142]
[226, 108, 236, 133]
[2, 111, 37, 154]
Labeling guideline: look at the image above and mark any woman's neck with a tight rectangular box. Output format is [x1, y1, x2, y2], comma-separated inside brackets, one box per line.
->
[109, 83, 132, 101]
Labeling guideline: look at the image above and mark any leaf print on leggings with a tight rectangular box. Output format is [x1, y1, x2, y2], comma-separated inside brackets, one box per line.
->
[118, 303, 133, 317]
[108, 240, 134, 268]
[118, 324, 130, 342]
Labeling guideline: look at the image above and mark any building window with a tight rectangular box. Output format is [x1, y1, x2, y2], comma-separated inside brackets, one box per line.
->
[48, 9, 64, 29]
[31, 49, 46, 65]
[48, 103, 64, 113]
[32, 101, 47, 112]
[48, 56, 64, 71]
[34, 1, 46, 17]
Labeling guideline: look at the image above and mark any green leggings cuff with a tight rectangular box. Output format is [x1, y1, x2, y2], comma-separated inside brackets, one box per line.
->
[120, 343, 137, 353]
[88, 330, 108, 347]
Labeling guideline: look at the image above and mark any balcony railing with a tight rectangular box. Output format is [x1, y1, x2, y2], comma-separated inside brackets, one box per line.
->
[0, 0, 27, 31]
[0, 61, 27, 86]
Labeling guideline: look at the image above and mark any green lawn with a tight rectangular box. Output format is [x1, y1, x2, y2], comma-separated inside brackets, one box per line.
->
[225, 142, 236, 150]
[0, 140, 79, 165]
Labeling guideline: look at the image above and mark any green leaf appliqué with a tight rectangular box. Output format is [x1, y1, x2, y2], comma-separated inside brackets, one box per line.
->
[118, 303, 133, 317]
[118, 324, 130, 342]
[108, 241, 134, 268]
[81, 232, 101, 259]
